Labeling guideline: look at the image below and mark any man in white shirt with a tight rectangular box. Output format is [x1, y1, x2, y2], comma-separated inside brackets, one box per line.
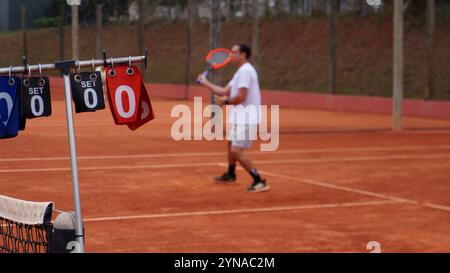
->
[197, 44, 269, 193]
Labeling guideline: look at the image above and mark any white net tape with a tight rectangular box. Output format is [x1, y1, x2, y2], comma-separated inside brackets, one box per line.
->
[0, 195, 53, 225]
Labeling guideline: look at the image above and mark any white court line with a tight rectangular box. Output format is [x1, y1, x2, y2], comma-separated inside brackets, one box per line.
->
[250, 154, 450, 165]
[0, 162, 220, 173]
[257, 170, 450, 213]
[256, 170, 418, 204]
[2, 153, 450, 173]
[0, 200, 445, 227]
[83, 200, 403, 223]
[422, 202, 450, 212]
[0, 152, 224, 162]
[2, 145, 450, 162]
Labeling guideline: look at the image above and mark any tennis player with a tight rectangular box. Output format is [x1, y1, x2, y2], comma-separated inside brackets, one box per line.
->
[197, 44, 269, 193]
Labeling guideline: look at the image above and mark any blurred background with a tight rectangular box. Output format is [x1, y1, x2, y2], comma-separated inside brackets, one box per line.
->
[0, 0, 449, 99]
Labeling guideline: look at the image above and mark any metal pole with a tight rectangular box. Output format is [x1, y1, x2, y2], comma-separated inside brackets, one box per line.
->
[329, 0, 338, 94]
[186, 0, 193, 99]
[137, 0, 145, 71]
[393, 0, 403, 131]
[59, 4, 65, 60]
[209, 0, 221, 116]
[96, 4, 103, 59]
[62, 72, 84, 253]
[252, 0, 260, 72]
[72, 5, 79, 60]
[137, 0, 144, 56]
[425, 0, 435, 100]
[21, 5, 28, 58]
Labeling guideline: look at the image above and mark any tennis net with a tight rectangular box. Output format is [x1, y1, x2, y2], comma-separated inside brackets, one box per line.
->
[0, 195, 54, 253]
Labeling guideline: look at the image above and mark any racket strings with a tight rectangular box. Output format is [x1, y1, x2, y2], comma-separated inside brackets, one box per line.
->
[208, 52, 231, 66]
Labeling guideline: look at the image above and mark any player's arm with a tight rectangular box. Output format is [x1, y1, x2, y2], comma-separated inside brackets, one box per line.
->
[215, 88, 248, 106]
[203, 81, 231, 97]
[197, 74, 231, 96]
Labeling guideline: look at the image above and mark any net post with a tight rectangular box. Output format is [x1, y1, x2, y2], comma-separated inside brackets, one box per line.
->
[55, 60, 85, 253]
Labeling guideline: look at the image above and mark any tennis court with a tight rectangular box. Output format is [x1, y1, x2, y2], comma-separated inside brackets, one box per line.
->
[2, 93, 450, 253]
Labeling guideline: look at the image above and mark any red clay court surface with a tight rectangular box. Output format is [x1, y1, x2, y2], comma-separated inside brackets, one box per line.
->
[2, 97, 450, 253]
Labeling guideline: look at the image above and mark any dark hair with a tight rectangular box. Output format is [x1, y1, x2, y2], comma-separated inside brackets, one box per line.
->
[238, 44, 251, 59]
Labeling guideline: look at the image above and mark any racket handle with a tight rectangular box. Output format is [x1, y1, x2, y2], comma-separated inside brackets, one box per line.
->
[196, 70, 209, 84]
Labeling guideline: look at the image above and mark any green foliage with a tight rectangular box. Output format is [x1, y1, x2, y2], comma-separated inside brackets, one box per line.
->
[406, 16, 425, 30]
[41, 0, 132, 26]
[34, 16, 60, 28]
[437, 0, 450, 19]
[151, 0, 187, 9]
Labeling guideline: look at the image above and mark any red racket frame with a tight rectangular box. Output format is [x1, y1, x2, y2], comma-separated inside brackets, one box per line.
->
[205, 48, 232, 70]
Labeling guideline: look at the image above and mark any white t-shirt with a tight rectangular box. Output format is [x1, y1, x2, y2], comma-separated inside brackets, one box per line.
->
[228, 62, 261, 125]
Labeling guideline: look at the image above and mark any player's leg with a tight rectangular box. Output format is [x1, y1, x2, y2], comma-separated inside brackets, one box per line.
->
[215, 141, 237, 183]
[231, 146, 269, 193]
[229, 140, 237, 172]
[230, 147, 252, 173]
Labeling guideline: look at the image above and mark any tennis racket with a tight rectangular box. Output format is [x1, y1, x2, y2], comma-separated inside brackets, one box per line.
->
[196, 48, 232, 83]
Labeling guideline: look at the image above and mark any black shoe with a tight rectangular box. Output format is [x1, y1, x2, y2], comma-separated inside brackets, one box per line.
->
[247, 179, 269, 193]
[214, 172, 236, 183]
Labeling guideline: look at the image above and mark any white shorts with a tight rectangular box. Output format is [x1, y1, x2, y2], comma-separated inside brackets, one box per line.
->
[227, 124, 257, 149]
